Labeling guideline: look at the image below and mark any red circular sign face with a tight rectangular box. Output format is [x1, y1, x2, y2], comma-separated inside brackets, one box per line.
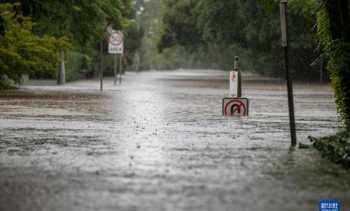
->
[109, 32, 123, 45]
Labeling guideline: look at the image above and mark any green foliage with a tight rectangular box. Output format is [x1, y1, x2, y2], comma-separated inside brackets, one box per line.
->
[65, 51, 88, 81]
[158, 0, 320, 79]
[310, 130, 350, 168]
[0, 3, 68, 86]
[316, 0, 350, 129]
[124, 21, 144, 67]
[159, 0, 203, 50]
[19, 0, 135, 78]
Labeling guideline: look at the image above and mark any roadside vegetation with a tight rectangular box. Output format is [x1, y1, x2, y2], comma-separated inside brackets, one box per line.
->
[310, 131, 350, 169]
[0, 0, 142, 87]
[310, 0, 350, 168]
[151, 0, 320, 80]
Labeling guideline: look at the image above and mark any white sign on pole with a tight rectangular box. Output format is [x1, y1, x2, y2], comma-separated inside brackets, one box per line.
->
[108, 31, 123, 54]
[229, 71, 238, 97]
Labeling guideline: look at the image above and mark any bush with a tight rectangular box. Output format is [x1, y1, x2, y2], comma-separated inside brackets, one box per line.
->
[310, 130, 350, 168]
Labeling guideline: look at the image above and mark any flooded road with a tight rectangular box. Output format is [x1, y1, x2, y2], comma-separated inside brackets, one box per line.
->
[0, 70, 349, 211]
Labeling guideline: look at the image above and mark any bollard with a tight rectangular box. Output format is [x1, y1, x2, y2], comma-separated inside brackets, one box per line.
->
[57, 50, 66, 85]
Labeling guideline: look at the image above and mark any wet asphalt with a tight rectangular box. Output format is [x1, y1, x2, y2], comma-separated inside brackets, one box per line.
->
[0, 70, 349, 211]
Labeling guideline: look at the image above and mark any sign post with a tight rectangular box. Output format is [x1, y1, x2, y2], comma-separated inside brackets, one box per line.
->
[108, 31, 124, 84]
[100, 40, 104, 91]
[114, 53, 118, 85]
[280, 0, 297, 148]
[229, 57, 242, 97]
[118, 53, 123, 84]
[223, 56, 249, 117]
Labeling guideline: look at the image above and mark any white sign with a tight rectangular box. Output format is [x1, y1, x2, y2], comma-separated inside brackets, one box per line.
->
[222, 98, 249, 117]
[229, 71, 238, 96]
[108, 31, 123, 54]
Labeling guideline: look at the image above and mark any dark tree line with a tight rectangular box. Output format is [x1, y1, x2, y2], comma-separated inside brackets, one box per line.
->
[159, 0, 321, 80]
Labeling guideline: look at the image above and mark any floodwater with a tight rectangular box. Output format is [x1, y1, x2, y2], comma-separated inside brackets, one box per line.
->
[0, 70, 349, 211]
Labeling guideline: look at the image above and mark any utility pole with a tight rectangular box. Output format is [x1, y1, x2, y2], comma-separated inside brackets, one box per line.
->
[280, 0, 297, 148]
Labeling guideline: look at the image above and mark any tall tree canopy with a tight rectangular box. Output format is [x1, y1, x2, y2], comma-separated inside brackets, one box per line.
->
[0, 3, 69, 87]
[0, 0, 136, 85]
[159, 0, 319, 78]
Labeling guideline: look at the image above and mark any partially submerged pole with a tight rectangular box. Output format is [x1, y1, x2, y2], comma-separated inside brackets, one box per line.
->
[57, 50, 66, 85]
[280, 0, 297, 148]
[118, 54, 122, 84]
[114, 53, 117, 85]
[100, 40, 104, 91]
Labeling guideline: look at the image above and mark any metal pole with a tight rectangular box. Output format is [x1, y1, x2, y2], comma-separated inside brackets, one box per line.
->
[280, 0, 297, 147]
[114, 53, 117, 85]
[118, 54, 122, 84]
[100, 40, 104, 91]
[121, 54, 125, 75]
[234, 56, 242, 97]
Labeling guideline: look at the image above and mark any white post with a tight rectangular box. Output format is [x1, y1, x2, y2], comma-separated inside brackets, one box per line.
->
[57, 50, 66, 85]
[229, 71, 238, 97]
[229, 56, 241, 97]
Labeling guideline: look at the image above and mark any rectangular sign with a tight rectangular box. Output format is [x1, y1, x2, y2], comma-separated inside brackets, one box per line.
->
[229, 71, 238, 97]
[108, 31, 123, 54]
[222, 97, 249, 117]
[319, 200, 340, 211]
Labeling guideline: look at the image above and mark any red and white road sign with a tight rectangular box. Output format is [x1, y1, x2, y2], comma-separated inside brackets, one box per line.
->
[222, 98, 249, 116]
[108, 31, 123, 54]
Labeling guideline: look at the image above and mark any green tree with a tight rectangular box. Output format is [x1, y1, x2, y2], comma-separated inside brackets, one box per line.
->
[159, 0, 319, 78]
[19, 0, 134, 79]
[317, 0, 350, 128]
[0, 3, 68, 88]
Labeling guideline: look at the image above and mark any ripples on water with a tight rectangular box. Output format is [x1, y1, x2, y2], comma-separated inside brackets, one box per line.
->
[0, 70, 348, 211]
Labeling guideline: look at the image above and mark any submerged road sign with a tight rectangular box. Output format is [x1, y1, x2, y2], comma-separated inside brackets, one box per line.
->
[223, 98, 249, 117]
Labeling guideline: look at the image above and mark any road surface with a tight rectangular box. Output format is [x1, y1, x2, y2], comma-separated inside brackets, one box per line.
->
[0, 70, 349, 211]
